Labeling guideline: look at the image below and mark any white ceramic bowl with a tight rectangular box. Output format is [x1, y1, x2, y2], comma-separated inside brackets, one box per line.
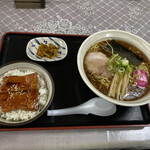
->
[0, 61, 54, 126]
[77, 30, 150, 107]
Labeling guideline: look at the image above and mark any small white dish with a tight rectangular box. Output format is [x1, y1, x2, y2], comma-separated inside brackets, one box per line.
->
[26, 37, 68, 62]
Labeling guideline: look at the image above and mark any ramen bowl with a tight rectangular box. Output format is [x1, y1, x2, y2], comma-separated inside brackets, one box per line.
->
[77, 30, 150, 107]
[0, 61, 54, 126]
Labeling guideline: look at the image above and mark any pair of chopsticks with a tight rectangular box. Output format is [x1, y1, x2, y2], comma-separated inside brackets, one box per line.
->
[14, 0, 45, 8]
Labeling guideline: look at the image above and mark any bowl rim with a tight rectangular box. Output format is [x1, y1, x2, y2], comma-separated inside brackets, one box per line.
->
[0, 60, 55, 126]
[77, 29, 150, 107]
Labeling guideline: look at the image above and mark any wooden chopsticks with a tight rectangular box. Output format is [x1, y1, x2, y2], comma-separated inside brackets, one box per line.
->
[14, 0, 45, 8]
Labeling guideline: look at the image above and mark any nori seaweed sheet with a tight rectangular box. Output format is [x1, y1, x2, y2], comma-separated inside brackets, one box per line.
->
[106, 40, 143, 66]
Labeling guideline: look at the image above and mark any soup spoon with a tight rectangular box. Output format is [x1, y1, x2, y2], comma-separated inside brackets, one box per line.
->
[47, 97, 117, 117]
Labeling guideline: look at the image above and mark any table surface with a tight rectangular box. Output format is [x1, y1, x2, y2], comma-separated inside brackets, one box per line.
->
[0, 0, 150, 149]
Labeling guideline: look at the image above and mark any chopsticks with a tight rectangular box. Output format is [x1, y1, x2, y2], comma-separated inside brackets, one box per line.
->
[14, 0, 45, 8]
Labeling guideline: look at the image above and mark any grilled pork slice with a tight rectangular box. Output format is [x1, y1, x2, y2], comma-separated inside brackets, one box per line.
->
[0, 73, 39, 112]
[0, 73, 38, 93]
[84, 52, 112, 78]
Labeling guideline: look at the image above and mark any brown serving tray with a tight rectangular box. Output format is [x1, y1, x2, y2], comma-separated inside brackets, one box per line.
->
[0, 32, 150, 131]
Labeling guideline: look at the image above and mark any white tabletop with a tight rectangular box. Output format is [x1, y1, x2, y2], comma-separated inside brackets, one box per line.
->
[0, 0, 150, 149]
[0, 127, 150, 150]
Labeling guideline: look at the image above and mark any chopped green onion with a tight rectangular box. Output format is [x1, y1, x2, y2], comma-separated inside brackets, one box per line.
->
[122, 59, 129, 66]
[118, 67, 125, 74]
[108, 53, 135, 75]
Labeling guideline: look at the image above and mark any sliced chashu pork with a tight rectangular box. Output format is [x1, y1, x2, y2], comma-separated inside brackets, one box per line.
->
[85, 52, 112, 78]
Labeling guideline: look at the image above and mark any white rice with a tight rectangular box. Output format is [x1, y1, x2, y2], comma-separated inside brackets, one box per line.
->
[0, 69, 48, 121]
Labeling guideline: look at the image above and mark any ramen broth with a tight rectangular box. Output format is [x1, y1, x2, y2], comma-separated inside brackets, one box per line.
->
[84, 40, 150, 101]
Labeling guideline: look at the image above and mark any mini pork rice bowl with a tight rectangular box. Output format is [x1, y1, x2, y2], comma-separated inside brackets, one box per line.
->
[0, 69, 48, 122]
